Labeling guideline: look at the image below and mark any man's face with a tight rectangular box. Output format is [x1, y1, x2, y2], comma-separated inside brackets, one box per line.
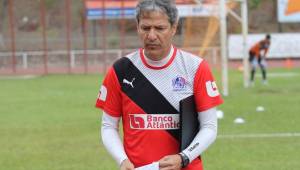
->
[137, 11, 177, 60]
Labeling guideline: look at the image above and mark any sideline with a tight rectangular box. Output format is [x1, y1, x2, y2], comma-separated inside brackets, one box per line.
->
[218, 132, 300, 139]
[258, 72, 298, 77]
[0, 75, 39, 80]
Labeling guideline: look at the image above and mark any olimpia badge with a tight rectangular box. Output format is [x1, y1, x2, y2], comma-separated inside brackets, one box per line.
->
[172, 76, 187, 91]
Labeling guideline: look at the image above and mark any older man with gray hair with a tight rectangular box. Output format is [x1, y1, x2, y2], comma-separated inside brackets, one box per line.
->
[96, 0, 223, 169]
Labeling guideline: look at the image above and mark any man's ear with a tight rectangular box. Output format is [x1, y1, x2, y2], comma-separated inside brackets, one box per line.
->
[172, 22, 178, 36]
[136, 22, 140, 33]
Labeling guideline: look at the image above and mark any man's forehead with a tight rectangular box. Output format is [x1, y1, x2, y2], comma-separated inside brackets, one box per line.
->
[138, 11, 170, 25]
[139, 11, 169, 20]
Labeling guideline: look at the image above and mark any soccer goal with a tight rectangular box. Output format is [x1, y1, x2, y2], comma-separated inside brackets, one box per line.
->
[180, 0, 249, 96]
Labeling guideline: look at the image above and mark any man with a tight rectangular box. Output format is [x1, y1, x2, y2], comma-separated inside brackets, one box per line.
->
[249, 34, 271, 85]
[96, 0, 223, 169]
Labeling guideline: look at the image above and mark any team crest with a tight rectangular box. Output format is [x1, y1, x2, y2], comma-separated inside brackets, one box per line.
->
[172, 76, 187, 91]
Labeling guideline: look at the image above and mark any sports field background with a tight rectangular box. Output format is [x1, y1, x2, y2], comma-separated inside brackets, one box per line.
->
[0, 68, 300, 170]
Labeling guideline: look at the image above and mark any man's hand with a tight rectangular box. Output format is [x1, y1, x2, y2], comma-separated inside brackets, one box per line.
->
[158, 154, 182, 170]
[120, 159, 134, 170]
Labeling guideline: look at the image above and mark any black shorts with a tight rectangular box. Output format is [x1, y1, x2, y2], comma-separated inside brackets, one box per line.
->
[248, 51, 255, 62]
[249, 51, 262, 63]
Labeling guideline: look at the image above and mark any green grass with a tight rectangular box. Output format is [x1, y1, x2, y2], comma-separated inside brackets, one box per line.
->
[0, 68, 300, 170]
[0, 75, 117, 170]
[205, 68, 300, 170]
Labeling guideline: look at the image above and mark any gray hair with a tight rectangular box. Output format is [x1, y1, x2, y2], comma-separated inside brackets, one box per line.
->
[136, 0, 178, 26]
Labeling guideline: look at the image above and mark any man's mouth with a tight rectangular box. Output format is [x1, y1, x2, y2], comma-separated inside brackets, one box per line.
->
[146, 44, 160, 49]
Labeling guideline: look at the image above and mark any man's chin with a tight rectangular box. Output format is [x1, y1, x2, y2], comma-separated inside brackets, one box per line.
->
[144, 50, 161, 59]
[145, 47, 159, 53]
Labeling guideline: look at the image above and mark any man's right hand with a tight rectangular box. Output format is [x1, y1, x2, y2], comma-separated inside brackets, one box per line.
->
[120, 159, 134, 170]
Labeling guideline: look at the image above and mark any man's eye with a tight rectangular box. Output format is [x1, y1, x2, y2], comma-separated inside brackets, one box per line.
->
[156, 27, 165, 31]
[142, 27, 150, 31]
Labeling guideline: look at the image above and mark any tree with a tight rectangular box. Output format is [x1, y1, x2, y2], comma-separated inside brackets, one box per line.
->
[0, 0, 8, 33]
[0, 0, 8, 47]
[249, 0, 261, 9]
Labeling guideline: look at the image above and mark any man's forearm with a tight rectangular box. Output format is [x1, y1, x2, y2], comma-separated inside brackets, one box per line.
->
[181, 108, 218, 162]
[101, 112, 128, 165]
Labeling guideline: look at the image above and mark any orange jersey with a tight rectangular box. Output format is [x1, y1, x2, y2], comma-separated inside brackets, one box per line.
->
[250, 40, 270, 58]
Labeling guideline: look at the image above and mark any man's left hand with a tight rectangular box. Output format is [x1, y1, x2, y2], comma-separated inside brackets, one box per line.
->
[158, 154, 182, 170]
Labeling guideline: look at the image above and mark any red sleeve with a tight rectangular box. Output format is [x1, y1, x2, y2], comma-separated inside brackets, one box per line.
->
[194, 60, 223, 112]
[95, 67, 122, 117]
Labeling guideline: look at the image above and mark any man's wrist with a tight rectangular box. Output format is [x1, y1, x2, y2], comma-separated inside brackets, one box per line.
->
[179, 152, 190, 168]
[119, 157, 129, 166]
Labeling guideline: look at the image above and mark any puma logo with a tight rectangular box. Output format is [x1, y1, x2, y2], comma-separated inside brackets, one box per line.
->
[123, 78, 135, 88]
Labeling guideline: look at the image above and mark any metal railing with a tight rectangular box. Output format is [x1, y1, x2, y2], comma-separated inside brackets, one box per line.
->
[0, 47, 221, 74]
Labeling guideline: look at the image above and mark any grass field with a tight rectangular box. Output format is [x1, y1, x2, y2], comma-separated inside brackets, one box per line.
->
[0, 68, 300, 170]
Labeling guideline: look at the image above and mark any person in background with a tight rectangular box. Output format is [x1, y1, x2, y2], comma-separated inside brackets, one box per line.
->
[96, 0, 223, 169]
[249, 34, 271, 85]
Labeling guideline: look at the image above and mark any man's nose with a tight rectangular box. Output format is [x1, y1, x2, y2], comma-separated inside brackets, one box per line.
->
[147, 29, 157, 41]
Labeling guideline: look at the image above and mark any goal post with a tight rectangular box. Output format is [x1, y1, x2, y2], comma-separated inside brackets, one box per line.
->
[219, 0, 249, 96]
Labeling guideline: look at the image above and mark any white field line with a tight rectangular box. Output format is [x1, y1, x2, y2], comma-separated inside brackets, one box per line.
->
[257, 72, 298, 77]
[0, 75, 39, 80]
[218, 132, 300, 139]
